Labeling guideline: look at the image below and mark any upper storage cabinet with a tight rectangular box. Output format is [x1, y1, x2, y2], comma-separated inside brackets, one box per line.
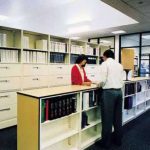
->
[23, 30, 48, 50]
[49, 35, 69, 64]
[0, 26, 21, 48]
[22, 31, 48, 64]
[0, 27, 21, 63]
[70, 40, 86, 64]
[86, 42, 99, 65]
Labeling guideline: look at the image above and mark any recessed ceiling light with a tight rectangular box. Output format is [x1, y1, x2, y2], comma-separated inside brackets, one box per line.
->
[68, 25, 90, 34]
[0, 15, 8, 20]
[142, 35, 150, 39]
[67, 16, 92, 25]
[70, 36, 80, 40]
[112, 30, 126, 34]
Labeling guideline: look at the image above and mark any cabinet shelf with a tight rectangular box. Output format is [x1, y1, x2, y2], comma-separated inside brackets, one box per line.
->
[41, 129, 78, 149]
[42, 112, 80, 125]
[82, 105, 98, 112]
[0, 47, 21, 50]
[81, 135, 101, 149]
[82, 119, 101, 131]
[23, 48, 48, 52]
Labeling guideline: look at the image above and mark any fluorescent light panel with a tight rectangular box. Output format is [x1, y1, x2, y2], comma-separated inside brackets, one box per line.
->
[112, 30, 126, 34]
[68, 25, 90, 34]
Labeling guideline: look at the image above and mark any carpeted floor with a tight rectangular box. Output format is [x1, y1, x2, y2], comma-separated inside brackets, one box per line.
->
[0, 110, 150, 150]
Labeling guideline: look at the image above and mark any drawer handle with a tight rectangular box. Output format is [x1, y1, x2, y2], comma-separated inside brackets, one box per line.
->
[0, 95, 9, 98]
[91, 75, 95, 77]
[32, 78, 39, 81]
[33, 67, 39, 69]
[0, 66, 9, 69]
[57, 77, 63, 79]
[57, 67, 62, 69]
[0, 108, 10, 111]
[91, 67, 95, 69]
[0, 80, 9, 83]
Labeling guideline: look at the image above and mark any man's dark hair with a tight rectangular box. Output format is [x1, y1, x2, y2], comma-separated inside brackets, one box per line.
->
[103, 49, 114, 59]
[75, 54, 88, 64]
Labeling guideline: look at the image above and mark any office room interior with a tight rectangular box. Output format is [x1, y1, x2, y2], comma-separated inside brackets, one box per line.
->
[0, 0, 150, 150]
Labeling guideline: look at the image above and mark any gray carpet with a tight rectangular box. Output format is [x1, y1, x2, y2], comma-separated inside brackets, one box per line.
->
[0, 110, 150, 150]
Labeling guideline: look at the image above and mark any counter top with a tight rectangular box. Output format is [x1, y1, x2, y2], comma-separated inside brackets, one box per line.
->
[17, 84, 98, 98]
[124, 77, 150, 83]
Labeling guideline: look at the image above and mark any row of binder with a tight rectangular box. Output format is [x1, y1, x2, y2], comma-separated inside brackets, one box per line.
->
[86, 46, 99, 56]
[50, 52, 65, 63]
[41, 94, 77, 123]
[23, 51, 47, 63]
[0, 49, 19, 63]
[0, 33, 7, 47]
[82, 91, 98, 110]
[50, 41, 67, 53]
[125, 83, 136, 96]
[71, 45, 84, 54]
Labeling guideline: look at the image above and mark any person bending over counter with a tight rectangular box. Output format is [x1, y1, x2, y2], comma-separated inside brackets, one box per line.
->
[71, 54, 92, 86]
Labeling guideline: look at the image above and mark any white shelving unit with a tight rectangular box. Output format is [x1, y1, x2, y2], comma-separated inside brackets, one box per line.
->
[17, 85, 101, 150]
[123, 78, 150, 124]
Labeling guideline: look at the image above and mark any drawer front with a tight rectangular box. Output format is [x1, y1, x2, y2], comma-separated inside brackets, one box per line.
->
[87, 74, 99, 82]
[22, 76, 48, 89]
[0, 92, 17, 107]
[23, 64, 48, 76]
[0, 104, 17, 122]
[48, 65, 71, 75]
[85, 65, 99, 74]
[0, 77, 21, 91]
[0, 64, 21, 77]
[49, 75, 71, 87]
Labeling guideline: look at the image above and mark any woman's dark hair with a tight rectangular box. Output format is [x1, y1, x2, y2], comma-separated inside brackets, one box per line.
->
[103, 49, 114, 59]
[75, 54, 88, 64]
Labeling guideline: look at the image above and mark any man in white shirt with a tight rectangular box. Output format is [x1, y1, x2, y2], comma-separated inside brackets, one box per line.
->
[98, 50, 124, 149]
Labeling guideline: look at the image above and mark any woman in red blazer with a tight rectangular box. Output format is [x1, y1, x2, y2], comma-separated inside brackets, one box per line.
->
[71, 54, 91, 85]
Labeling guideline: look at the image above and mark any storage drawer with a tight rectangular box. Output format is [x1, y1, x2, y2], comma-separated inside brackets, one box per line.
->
[0, 104, 17, 122]
[49, 75, 71, 87]
[22, 76, 48, 89]
[0, 77, 21, 91]
[0, 92, 17, 107]
[0, 64, 21, 77]
[87, 74, 99, 82]
[85, 65, 99, 74]
[48, 65, 71, 75]
[23, 64, 48, 76]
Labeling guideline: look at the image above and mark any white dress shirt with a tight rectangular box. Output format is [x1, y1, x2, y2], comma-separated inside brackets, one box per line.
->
[99, 58, 124, 89]
[76, 64, 84, 81]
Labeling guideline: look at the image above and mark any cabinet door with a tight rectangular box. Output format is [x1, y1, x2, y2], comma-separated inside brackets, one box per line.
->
[0, 104, 17, 122]
[49, 75, 71, 87]
[0, 77, 21, 91]
[0, 92, 17, 107]
[22, 76, 48, 89]
[48, 65, 71, 75]
[23, 64, 48, 76]
[0, 64, 21, 77]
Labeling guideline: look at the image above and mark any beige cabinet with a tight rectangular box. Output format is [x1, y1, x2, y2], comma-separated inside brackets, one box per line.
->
[0, 77, 21, 91]
[23, 64, 48, 76]
[48, 64, 71, 75]
[0, 64, 21, 77]
[0, 104, 17, 122]
[22, 76, 48, 89]
[0, 92, 17, 107]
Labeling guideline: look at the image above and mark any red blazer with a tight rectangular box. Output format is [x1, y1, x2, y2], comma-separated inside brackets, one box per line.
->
[71, 65, 91, 85]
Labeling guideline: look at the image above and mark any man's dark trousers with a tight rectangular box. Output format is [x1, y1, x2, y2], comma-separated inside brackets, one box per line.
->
[100, 89, 123, 147]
